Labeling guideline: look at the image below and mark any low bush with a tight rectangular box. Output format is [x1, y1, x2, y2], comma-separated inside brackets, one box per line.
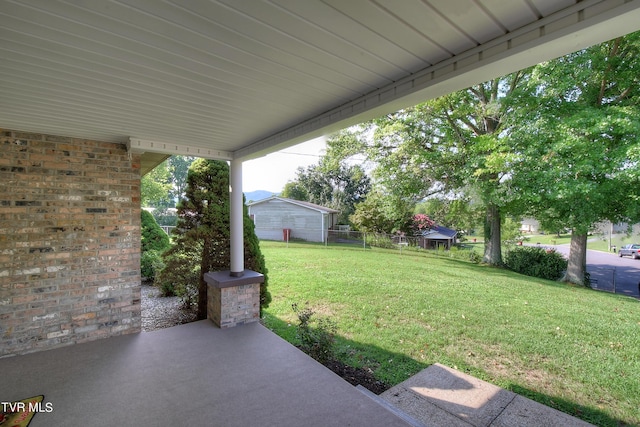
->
[450, 248, 482, 263]
[504, 246, 567, 280]
[365, 234, 396, 249]
[154, 241, 202, 300]
[292, 303, 337, 364]
[141, 249, 165, 281]
[432, 245, 482, 263]
[141, 210, 171, 281]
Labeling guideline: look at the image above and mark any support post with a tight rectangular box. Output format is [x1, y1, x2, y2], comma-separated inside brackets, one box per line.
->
[230, 159, 244, 276]
[205, 271, 264, 328]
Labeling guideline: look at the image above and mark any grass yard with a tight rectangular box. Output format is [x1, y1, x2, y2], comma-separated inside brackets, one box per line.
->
[260, 241, 640, 427]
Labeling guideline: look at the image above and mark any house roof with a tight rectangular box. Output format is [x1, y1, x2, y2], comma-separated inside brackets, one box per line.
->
[2, 2, 639, 175]
[248, 196, 339, 214]
[422, 225, 458, 239]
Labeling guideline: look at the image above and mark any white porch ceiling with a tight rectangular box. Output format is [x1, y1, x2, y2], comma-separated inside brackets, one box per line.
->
[2, 0, 640, 173]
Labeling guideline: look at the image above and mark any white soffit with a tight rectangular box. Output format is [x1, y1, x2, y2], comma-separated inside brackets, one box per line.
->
[1, 0, 639, 164]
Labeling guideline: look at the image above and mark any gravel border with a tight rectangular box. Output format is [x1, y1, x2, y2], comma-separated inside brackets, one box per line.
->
[141, 282, 197, 332]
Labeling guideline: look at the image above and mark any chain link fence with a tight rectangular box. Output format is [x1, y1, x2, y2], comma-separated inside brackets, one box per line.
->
[271, 228, 482, 260]
[325, 230, 422, 249]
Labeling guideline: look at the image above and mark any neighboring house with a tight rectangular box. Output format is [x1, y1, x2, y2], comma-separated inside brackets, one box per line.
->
[419, 225, 458, 250]
[521, 218, 540, 234]
[594, 221, 638, 235]
[247, 196, 339, 243]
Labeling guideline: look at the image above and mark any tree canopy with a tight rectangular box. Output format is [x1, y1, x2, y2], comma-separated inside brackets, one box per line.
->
[141, 156, 197, 226]
[508, 33, 640, 284]
[334, 72, 528, 264]
[324, 31, 640, 283]
[141, 160, 171, 209]
[282, 155, 371, 225]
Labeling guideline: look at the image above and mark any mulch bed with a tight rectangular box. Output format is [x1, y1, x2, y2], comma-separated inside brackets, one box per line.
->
[323, 359, 390, 395]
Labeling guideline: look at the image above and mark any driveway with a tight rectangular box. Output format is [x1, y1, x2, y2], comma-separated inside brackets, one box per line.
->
[550, 245, 640, 298]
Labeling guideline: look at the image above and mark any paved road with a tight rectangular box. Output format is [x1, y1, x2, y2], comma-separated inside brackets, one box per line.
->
[549, 245, 640, 299]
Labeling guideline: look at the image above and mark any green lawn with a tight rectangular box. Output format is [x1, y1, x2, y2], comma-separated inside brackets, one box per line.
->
[260, 241, 639, 427]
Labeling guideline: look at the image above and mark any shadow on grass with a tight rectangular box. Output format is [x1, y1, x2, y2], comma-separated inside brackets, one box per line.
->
[507, 384, 626, 427]
[262, 307, 628, 427]
[262, 310, 426, 387]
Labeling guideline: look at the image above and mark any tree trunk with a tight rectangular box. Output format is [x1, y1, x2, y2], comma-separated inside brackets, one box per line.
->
[562, 231, 588, 286]
[197, 276, 207, 320]
[197, 243, 210, 320]
[483, 203, 502, 265]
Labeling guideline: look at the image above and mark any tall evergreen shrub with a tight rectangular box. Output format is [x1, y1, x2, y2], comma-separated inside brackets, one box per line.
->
[155, 159, 270, 319]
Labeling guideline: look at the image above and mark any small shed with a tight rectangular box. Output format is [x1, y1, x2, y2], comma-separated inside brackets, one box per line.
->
[247, 196, 339, 243]
[419, 225, 458, 250]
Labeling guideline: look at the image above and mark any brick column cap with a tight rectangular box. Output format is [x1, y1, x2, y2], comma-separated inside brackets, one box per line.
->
[204, 270, 264, 289]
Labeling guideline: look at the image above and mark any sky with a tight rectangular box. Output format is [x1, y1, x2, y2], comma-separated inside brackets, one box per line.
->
[242, 136, 327, 193]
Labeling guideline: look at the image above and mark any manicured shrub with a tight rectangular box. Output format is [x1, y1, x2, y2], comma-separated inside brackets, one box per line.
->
[504, 246, 568, 280]
[155, 159, 270, 319]
[141, 210, 170, 280]
[156, 241, 201, 304]
[141, 210, 170, 253]
[141, 249, 165, 281]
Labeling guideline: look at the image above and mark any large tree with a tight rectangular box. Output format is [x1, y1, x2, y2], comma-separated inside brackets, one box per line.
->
[349, 188, 415, 233]
[168, 156, 197, 202]
[156, 159, 270, 319]
[141, 160, 172, 209]
[141, 156, 197, 226]
[283, 155, 371, 225]
[346, 72, 528, 264]
[510, 33, 640, 285]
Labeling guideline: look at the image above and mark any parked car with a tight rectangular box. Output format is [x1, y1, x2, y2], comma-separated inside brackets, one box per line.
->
[618, 243, 640, 259]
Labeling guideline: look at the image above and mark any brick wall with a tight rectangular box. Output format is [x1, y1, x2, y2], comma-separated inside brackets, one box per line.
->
[0, 129, 141, 356]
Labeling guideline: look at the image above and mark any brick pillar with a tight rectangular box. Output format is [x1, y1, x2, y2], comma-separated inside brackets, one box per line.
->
[204, 270, 264, 328]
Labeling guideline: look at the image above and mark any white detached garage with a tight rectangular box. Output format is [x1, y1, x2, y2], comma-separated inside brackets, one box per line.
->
[247, 196, 339, 243]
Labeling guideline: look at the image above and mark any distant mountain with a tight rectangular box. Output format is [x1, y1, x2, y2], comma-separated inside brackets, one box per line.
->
[244, 190, 277, 203]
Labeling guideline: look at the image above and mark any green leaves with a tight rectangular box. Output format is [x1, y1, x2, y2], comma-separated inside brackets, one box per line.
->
[156, 159, 270, 317]
[283, 146, 371, 225]
[510, 33, 640, 232]
[141, 160, 172, 208]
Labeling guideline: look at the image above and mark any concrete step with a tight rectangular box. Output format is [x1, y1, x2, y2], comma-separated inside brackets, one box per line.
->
[356, 385, 427, 427]
[379, 363, 594, 427]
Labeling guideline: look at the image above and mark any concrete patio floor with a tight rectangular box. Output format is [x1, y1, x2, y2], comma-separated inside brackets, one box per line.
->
[1, 320, 595, 427]
[1, 320, 411, 427]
